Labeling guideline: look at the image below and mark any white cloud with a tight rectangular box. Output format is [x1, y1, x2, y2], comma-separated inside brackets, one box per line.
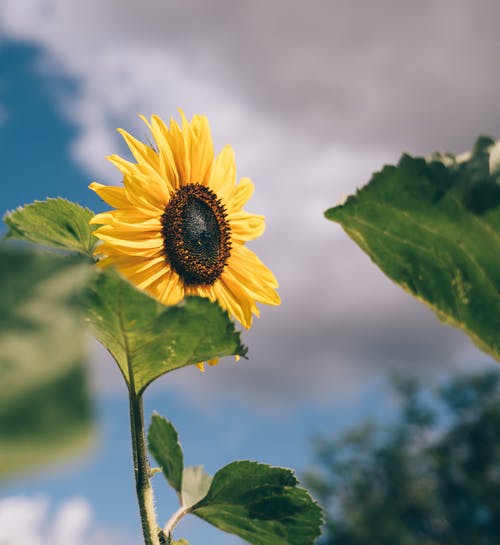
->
[0, 496, 47, 545]
[1, 0, 497, 407]
[49, 498, 92, 545]
[0, 496, 136, 545]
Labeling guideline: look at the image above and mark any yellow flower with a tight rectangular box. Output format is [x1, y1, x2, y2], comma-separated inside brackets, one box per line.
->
[89, 112, 280, 368]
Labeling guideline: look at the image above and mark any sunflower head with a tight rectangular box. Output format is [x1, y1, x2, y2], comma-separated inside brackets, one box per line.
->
[89, 111, 280, 348]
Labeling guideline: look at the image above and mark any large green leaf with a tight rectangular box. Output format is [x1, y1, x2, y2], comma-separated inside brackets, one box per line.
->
[0, 247, 93, 479]
[4, 198, 97, 256]
[325, 136, 500, 361]
[148, 413, 184, 494]
[191, 461, 323, 545]
[84, 269, 247, 394]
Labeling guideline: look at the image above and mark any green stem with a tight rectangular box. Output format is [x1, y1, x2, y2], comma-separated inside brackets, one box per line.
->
[119, 279, 159, 545]
[129, 391, 160, 545]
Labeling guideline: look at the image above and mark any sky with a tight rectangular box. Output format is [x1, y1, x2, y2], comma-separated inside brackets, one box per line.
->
[0, 1, 499, 544]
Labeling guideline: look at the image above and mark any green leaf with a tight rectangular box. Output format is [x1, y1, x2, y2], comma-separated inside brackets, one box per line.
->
[0, 246, 94, 479]
[181, 466, 213, 508]
[325, 136, 500, 362]
[4, 198, 97, 256]
[148, 414, 184, 494]
[191, 461, 323, 545]
[171, 539, 190, 545]
[84, 269, 247, 394]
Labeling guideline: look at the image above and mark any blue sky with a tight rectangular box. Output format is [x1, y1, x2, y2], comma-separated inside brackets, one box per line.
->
[0, 42, 93, 213]
[1, 2, 499, 543]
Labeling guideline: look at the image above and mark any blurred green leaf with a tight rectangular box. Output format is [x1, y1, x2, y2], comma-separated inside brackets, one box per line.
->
[84, 269, 247, 394]
[4, 198, 97, 256]
[171, 539, 190, 545]
[181, 466, 213, 508]
[192, 461, 323, 545]
[148, 413, 184, 494]
[325, 136, 500, 362]
[0, 246, 93, 479]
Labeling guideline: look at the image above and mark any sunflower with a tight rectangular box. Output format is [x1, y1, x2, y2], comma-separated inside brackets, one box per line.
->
[89, 111, 280, 368]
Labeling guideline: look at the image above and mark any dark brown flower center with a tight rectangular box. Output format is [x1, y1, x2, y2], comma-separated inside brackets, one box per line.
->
[161, 184, 231, 285]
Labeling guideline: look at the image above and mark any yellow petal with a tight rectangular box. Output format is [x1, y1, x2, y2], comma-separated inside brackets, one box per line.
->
[210, 145, 236, 198]
[93, 229, 163, 249]
[226, 177, 254, 210]
[144, 115, 180, 191]
[99, 255, 166, 277]
[228, 210, 265, 242]
[212, 276, 254, 329]
[158, 270, 185, 306]
[117, 127, 159, 169]
[107, 153, 136, 176]
[187, 113, 214, 185]
[89, 182, 130, 208]
[230, 244, 279, 287]
[131, 262, 168, 290]
[94, 242, 164, 258]
[125, 176, 168, 212]
[108, 156, 170, 207]
[163, 116, 190, 184]
[90, 210, 162, 229]
[225, 264, 280, 308]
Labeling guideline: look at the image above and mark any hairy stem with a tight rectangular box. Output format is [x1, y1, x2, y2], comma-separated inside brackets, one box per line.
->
[129, 391, 160, 545]
[119, 279, 159, 545]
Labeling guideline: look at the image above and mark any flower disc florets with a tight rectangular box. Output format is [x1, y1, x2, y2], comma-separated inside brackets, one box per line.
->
[161, 184, 231, 285]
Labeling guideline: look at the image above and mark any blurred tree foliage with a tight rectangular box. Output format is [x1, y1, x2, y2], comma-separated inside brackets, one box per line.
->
[306, 370, 500, 545]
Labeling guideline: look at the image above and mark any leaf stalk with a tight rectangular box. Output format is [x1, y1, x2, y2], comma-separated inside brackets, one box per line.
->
[164, 505, 191, 540]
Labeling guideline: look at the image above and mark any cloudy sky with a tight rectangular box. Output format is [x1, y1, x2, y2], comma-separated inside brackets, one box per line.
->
[1, 1, 499, 543]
